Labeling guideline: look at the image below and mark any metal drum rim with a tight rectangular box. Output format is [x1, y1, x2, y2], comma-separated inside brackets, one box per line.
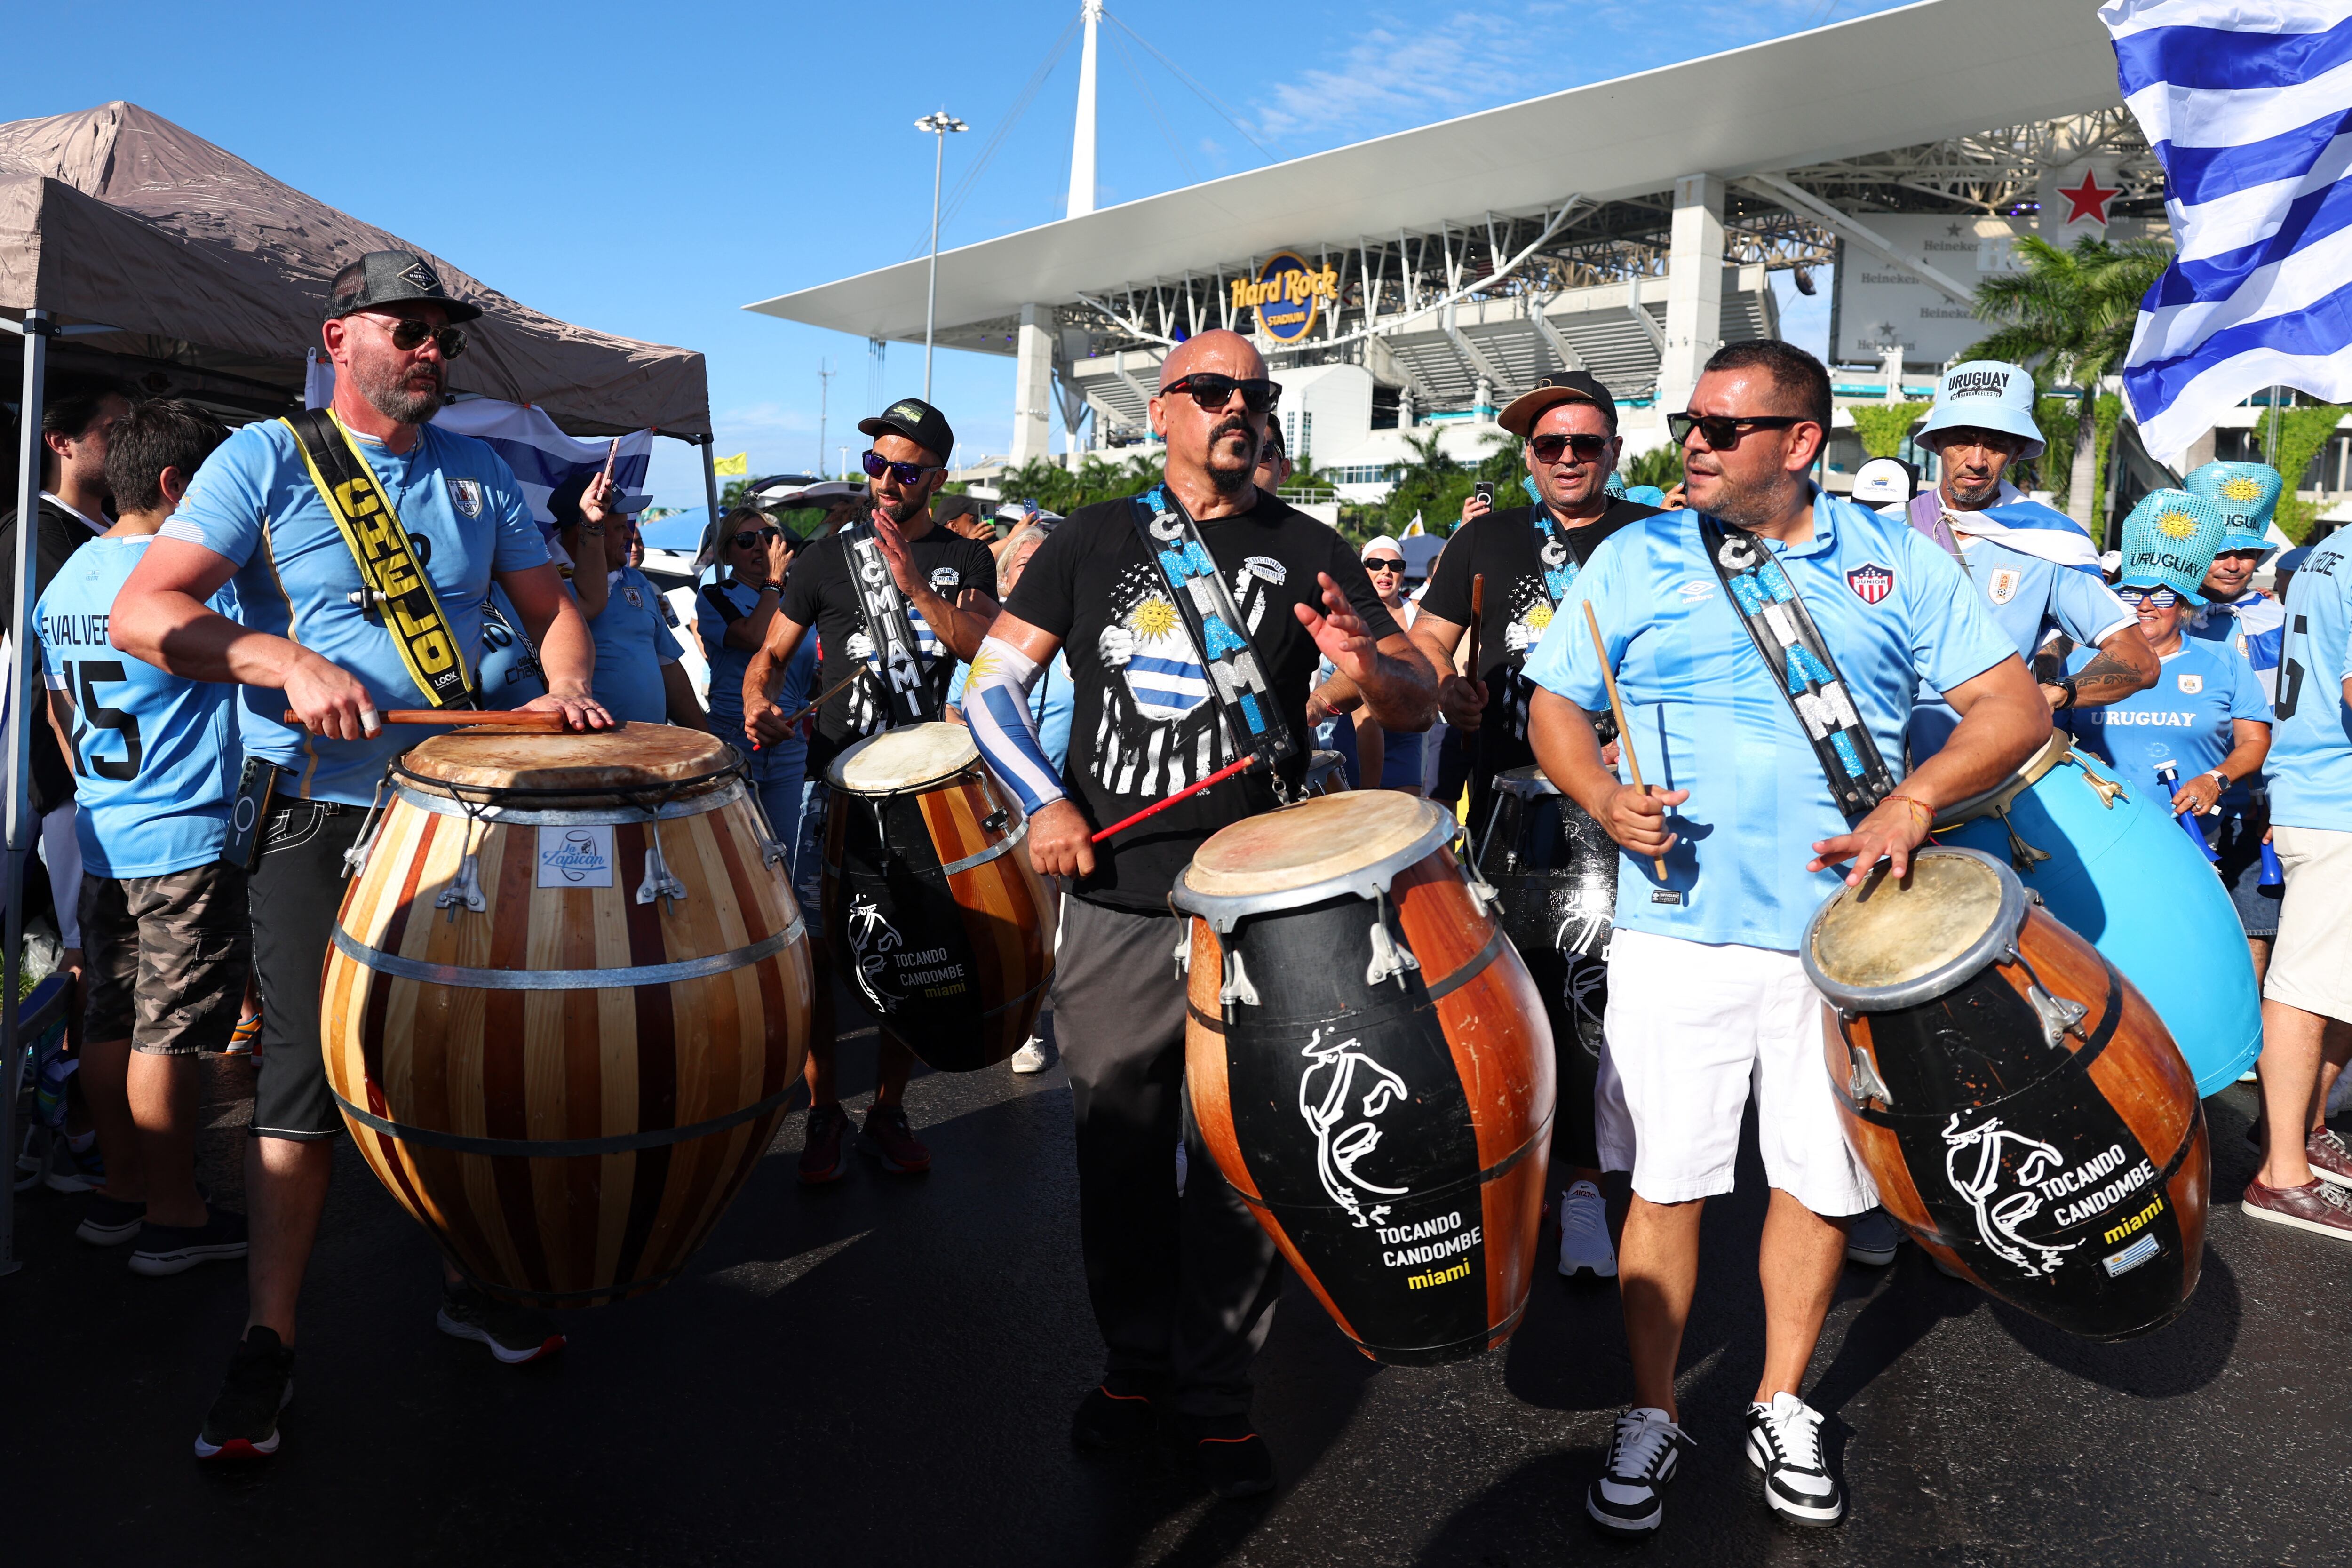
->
[1491, 764, 1565, 800]
[1168, 802, 1456, 932]
[1800, 845, 2029, 1011]
[389, 778, 744, 825]
[1930, 731, 2074, 830]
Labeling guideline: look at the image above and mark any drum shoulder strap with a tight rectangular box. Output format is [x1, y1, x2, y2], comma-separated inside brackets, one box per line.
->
[837, 520, 942, 725]
[279, 408, 477, 711]
[1129, 487, 1298, 773]
[1698, 512, 1897, 819]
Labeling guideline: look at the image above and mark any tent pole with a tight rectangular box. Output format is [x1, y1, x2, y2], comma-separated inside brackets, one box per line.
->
[1, 310, 52, 1278]
[700, 437, 723, 546]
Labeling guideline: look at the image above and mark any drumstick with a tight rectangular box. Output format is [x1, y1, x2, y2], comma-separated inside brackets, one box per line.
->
[1092, 755, 1258, 844]
[751, 667, 866, 751]
[1463, 574, 1484, 692]
[1583, 600, 1668, 882]
[282, 708, 569, 732]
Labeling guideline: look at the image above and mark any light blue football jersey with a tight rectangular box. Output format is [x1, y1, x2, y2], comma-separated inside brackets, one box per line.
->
[2267, 533, 2352, 831]
[2062, 639, 2271, 809]
[589, 565, 683, 724]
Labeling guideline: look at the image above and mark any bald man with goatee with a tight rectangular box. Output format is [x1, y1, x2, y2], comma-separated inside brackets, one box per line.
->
[960, 331, 1437, 1495]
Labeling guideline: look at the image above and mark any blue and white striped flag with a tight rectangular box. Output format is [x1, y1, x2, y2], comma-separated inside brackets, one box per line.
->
[2105, 0, 2352, 464]
[429, 398, 656, 536]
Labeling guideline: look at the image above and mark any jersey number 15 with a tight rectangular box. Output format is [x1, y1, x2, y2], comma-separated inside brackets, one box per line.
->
[65, 661, 143, 781]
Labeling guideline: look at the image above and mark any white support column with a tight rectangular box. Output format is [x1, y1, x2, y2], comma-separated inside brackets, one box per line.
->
[1066, 0, 1101, 220]
[1660, 173, 1725, 413]
[1010, 303, 1055, 464]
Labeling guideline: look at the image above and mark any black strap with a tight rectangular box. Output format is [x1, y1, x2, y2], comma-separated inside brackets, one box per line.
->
[1129, 486, 1297, 776]
[839, 521, 942, 725]
[1698, 513, 1897, 819]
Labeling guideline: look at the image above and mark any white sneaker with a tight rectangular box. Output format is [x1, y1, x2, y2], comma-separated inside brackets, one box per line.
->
[1558, 1181, 1617, 1278]
[1585, 1406, 1690, 1536]
[1745, 1391, 1843, 1527]
[1009, 1037, 1048, 1074]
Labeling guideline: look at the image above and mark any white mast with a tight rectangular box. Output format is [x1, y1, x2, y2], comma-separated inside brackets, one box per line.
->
[1066, 0, 1101, 219]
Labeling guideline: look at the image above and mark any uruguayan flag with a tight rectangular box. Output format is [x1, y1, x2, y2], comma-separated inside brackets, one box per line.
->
[2106, 0, 2352, 464]
[430, 398, 656, 535]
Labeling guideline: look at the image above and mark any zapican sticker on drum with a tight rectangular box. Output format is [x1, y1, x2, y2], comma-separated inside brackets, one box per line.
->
[537, 824, 614, 888]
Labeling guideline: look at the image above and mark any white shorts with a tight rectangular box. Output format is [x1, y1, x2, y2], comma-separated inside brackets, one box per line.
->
[2266, 823, 2352, 1027]
[1598, 929, 1877, 1217]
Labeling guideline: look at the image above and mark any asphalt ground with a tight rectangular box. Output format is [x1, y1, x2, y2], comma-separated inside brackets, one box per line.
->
[5, 979, 2349, 1567]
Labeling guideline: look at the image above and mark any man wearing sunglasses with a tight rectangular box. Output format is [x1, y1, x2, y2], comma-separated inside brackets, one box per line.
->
[1896, 360, 2156, 761]
[1523, 340, 2046, 1536]
[742, 397, 1000, 1184]
[961, 328, 1434, 1498]
[113, 248, 612, 1460]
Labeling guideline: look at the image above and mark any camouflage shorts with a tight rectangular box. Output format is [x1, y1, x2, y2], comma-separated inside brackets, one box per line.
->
[80, 862, 251, 1054]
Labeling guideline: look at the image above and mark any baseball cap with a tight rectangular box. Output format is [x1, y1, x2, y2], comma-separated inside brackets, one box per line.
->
[1500, 371, 1619, 437]
[858, 397, 956, 465]
[326, 249, 482, 324]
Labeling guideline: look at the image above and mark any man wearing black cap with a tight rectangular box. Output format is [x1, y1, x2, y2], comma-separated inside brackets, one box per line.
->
[113, 249, 610, 1459]
[742, 397, 998, 1183]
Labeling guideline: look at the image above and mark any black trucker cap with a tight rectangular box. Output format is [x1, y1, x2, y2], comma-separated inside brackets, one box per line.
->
[858, 397, 956, 465]
[1499, 370, 1619, 436]
[326, 249, 483, 324]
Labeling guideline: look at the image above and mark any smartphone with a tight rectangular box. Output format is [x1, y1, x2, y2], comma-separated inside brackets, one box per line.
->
[600, 438, 620, 485]
[1474, 481, 1494, 505]
[223, 758, 282, 871]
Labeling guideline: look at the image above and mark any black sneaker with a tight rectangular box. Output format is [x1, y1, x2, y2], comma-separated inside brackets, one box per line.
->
[194, 1327, 294, 1460]
[1177, 1412, 1276, 1499]
[436, 1282, 565, 1364]
[1071, 1371, 1165, 1451]
[1746, 1392, 1844, 1527]
[129, 1208, 250, 1276]
[77, 1193, 147, 1246]
[1586, 1406, 1691, 1536]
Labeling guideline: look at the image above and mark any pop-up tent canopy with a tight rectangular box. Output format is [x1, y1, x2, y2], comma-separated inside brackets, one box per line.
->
[0, 102, 718, 1271]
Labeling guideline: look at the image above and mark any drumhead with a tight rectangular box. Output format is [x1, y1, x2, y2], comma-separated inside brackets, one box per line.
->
[830, 722, 978, 795]
[1802, 847, 2027, 1011]
[1173, 792, 1454, 928]
[1493, 765, 1562, 799]
[400, 723, 736, 796]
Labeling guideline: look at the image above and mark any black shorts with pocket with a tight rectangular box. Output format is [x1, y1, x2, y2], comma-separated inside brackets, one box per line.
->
[247, 800, 366, 1141]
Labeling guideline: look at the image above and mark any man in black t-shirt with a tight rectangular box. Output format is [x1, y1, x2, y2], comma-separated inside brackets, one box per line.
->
[963, 329, 1435, 1497]
[742, 398, 999, 1183]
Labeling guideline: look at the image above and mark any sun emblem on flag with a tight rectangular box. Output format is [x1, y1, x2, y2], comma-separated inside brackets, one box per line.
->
[2220, 476, 2264, 503]
[1527, 603, 1554, 632]
[1129, 595, 1179, 640]
[2156, 509, 2201, 540]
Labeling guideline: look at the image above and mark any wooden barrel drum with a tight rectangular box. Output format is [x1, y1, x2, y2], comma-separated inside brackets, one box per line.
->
[1803, 847, 2208, 1338]
[822, 723, 1056, 1071]
[1174, 792, 1555, 1365]
[322, 725, 814, 1308]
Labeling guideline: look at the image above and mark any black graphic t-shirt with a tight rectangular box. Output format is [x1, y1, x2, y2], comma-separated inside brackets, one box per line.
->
[1421, 498, 1658, 800]
[779, 521, 997, 775]
[1005, 492, 1402, 912]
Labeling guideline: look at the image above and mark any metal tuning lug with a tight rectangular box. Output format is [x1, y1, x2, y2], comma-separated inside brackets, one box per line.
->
[436, 854, 487, 921]
[1219, 947, 1259, 1009]
[1847, 1042, 1894, 1111]
[2077, 764, 2127, 810]
[636, 826, 689, 912]
[982, 809, 1009, 834]
[1172, 927, 1192, 974]
[2025, 982, 2090, 1050]
[1365, 916, 1422, 988]
[1994, 806, 2051, 870]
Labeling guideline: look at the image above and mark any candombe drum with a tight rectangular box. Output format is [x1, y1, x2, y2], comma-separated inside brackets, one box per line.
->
[1803, 846, 2209, 1338]
[823, 722, 1056, 1071]
[1933, 733, 2260, 1094]
[1304, 748, 1352, 796]
[322, 725, 814, 1308]
[1173, 791, 1554, 1364]
[1475, 764, 1615, 1067]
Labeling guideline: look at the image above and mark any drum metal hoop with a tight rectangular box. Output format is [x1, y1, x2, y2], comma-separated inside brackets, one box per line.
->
[1800, 846, 2028, 1012]
[1170, 808, 1458, 932]
[331, 916, 805, 991]
[389, 781, 744, 826]
[1928, 731, 2073, 832]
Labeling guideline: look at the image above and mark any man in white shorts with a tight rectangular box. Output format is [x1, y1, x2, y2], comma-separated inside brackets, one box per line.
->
[1525, 341, 2047, 1536]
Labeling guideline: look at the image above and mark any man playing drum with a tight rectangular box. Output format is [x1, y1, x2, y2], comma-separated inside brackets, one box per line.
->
[111, 250, 613, 1459]
[1526, 341, 2049, 1535]
[741, 398, 998, 1182]
[960, 328, 1436, 1497]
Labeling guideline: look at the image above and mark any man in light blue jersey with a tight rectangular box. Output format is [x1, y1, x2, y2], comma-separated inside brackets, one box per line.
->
[111, 250, 611, 1462]
[1525, 341, 2047, 1536]
[37, 399, 246, 1278]
[2241, 522, 2352, 1244]
[1897, 360, 2156, 758]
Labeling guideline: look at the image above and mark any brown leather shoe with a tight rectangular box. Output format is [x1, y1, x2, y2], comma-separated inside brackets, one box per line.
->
[2305, 1128, 2352, 1190]
[2243, 1175, 2352, 1239]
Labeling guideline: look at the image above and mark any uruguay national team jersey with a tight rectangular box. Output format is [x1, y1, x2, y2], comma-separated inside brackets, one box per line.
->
[1524, 492, 2016, 950]
[2267, 532, 2352, 830]
[2188, 590, 2286, 701]
[477, 582, 548, 710]
[1908, 532, 2135, 757]
[589, 565, 683, 725]
[37, 536, 241, 876]
[2061, 639, 2269, 810]
[167, 419, 550, 805]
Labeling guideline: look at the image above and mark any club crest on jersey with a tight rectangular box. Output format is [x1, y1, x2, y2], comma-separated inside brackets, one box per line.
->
[2177, 672, 2203, 694]
[929, 566, 961, 592]
[1846, 561, 1895, 605]
[446, 477, 484, 518]
[1987, 567, 2021, 605]
[622, 586, 644, 609]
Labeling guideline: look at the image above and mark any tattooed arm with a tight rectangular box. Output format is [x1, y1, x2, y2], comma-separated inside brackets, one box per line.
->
[2045, 626, 2158, 712]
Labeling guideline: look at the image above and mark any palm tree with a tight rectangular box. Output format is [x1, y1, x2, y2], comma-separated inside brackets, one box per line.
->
[1962, 234, 2173, 525]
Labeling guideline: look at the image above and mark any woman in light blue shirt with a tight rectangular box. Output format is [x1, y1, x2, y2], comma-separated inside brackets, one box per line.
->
[699, 512, 812, 851]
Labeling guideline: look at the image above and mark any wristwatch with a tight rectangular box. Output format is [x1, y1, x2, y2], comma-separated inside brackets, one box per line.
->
[2053, 676, 2079, 711]
[2205, 768, 2231, 791]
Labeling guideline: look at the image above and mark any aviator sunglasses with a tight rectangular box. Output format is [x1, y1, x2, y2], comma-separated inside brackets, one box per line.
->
[371, 316, 468, 360]
[862, 450, 945, 487]
[1160, 373, 1282, 415]
[1667, 412, 1805, 449]
[1528, 432, 1611, 462]
[2114, 586, 2181, 608]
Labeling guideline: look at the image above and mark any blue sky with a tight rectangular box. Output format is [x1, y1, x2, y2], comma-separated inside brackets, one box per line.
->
[31, 0, 1909, 505]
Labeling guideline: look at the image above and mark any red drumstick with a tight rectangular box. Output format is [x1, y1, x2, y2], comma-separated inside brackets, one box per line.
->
[282, 708, 570, 732]
[1091, 755, 1259, 844]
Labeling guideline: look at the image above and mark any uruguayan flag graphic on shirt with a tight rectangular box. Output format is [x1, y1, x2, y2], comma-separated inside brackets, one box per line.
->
[1121, 593, 1212, 720]
[2106, 0, 2352, 463]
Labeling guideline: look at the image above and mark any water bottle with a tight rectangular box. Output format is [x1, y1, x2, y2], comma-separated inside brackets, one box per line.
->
[2260, 838, 2285, 889]
[2155, 764, 2221, 864]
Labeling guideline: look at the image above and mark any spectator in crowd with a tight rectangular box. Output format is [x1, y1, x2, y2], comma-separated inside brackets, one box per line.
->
[2242, 496, 2352, 1242]
[1311, 536, 1425, 794]
[934, 491, 995, 543]
[700, 509, 809, 843]
[2275, 543, 2312, 603]
[35, 398, 248, 1276]
[112, 249, 611, 1459]
[1252, 420, 1292, 494]
[585, 506, 706, 728]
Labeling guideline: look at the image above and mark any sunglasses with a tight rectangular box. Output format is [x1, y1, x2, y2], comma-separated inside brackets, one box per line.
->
[861, 449, 944, 486]
[1667, 412, 1806, 449]
[2115, 586, 2181, 608]
[1160, 373, 1281, 415]
[1361, 557, 1406, 573]
[1528, 432, 1611, 462]
[731, 530, 779, 549]
[371, 316, 468, 360]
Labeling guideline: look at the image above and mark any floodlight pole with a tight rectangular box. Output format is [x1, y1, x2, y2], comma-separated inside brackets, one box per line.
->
[916, 110, 969, 403]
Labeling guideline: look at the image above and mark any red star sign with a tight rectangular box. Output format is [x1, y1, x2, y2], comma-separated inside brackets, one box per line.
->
[2057, 169, 2119, 226]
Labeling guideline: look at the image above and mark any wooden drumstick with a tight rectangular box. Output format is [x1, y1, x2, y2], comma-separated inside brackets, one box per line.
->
[282, 708, 570, 732]
[1583, 600, 1668, 882]
[1463, 573, 1484, 692]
